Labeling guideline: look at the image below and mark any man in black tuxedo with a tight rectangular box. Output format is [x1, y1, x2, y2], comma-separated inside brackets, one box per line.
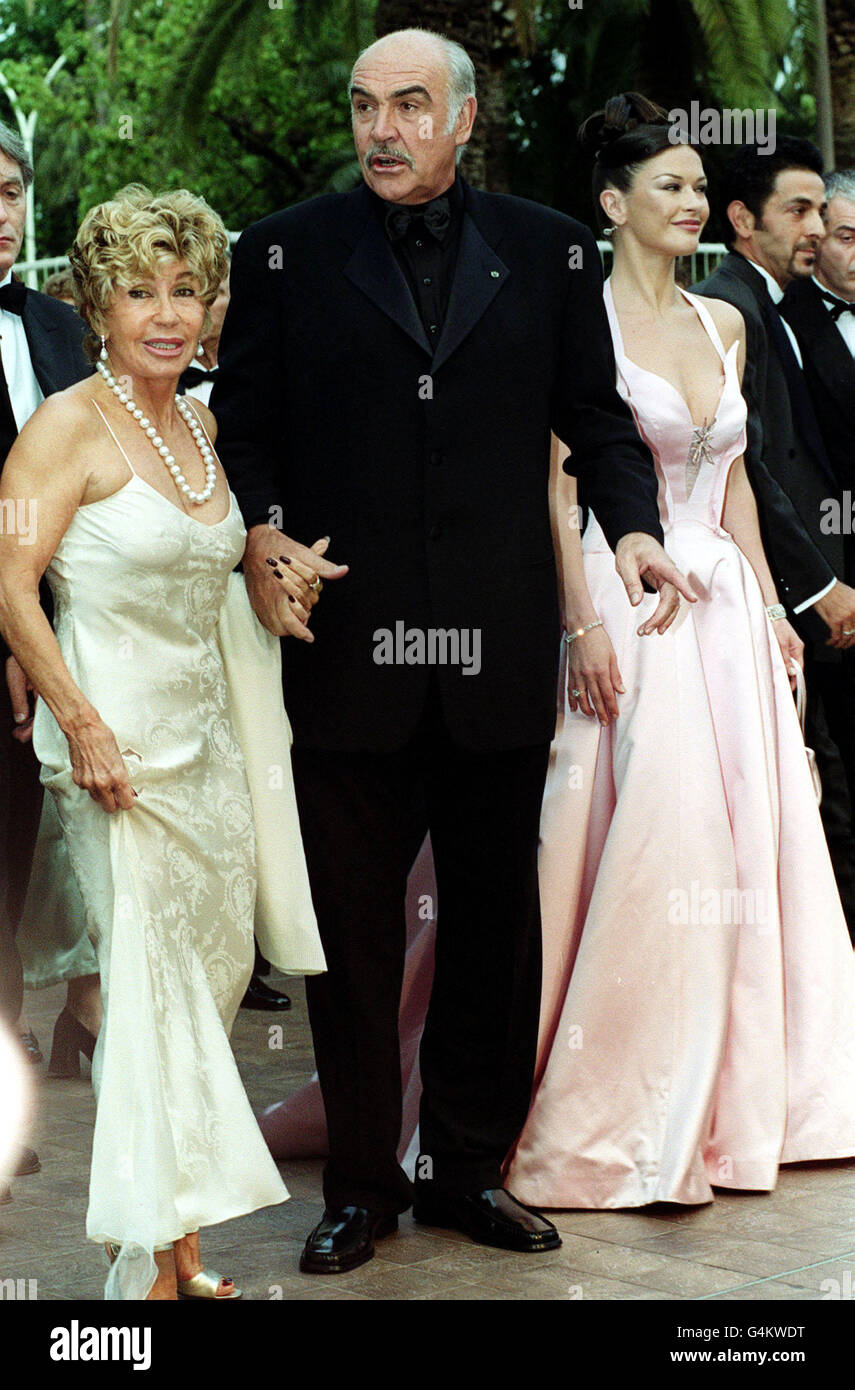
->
[213, 28, 695, 1273]
[780, 170, 855, 939]
[0, 125, 90, 1045]
[695, 140, 855, 940]
[782, 171, 855, 479]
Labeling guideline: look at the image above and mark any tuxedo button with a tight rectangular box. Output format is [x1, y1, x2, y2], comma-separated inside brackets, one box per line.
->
[429, 451, 443, 467]
[429, 324, 438, 334]
[423, 277, 432, 286]
[429, 524, 442, 540]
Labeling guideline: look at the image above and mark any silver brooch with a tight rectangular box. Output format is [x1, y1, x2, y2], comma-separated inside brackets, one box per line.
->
[686, 420, 715, 498]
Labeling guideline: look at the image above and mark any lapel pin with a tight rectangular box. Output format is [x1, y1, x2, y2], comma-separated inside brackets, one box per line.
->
[490, 270, 500, 278]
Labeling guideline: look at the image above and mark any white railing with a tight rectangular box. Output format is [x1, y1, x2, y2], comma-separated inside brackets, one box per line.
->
[18, 240, 729, 290]
[597, 241, 728, 280]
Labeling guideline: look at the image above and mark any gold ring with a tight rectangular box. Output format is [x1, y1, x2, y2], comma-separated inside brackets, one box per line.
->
[309, 577, 323, 595]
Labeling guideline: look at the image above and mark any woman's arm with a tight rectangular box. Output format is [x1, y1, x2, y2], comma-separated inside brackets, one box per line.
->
[0, 398, 136, 811]
[717, 307, 804, 685]
[722, 454, 803, 684]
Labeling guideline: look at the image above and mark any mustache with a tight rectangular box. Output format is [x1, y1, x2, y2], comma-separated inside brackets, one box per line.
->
[365, 146, 415, 169]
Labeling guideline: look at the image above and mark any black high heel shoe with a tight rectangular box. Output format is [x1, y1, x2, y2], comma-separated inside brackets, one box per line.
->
[48, 1009, 97, 1077]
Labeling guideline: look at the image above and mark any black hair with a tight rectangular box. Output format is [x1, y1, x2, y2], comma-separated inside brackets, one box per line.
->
[720, 136, 824, 246]
[578, 92, 691, 234]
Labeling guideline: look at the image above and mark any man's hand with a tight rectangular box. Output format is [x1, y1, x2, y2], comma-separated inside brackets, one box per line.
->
[814, 581, 855, 649]
[6, 656, 35, 743]
[243, 525, 348, 640]
[614, 533, 698, 635]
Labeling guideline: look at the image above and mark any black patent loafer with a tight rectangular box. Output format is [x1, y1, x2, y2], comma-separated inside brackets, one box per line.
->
[413, 1186, 561, 1252]
[240, 975, 292, 1011]
[299, 1205, 398, 1274]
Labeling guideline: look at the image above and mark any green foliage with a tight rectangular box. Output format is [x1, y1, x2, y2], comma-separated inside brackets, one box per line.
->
[0, 0, 826, 257]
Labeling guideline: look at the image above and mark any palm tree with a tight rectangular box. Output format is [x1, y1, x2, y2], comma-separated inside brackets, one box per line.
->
[372, 0, 538, 190]
[827, 0, 855, 164]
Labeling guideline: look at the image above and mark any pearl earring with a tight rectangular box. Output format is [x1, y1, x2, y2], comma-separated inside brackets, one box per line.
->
[196, 342, 204, 358]
[99, 335, 108, 360]
[602, 224, 615, 239]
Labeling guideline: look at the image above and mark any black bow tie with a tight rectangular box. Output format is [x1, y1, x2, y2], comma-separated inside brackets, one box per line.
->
[182, 365, 218, 386]
[385, 195, 451, 244]
[818, 288, 855, 321]
[0, 280, 26, 315]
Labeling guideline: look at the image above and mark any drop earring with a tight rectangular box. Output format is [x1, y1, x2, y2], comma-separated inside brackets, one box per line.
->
[195, 342, 204, 358]
[99, 335, 108, 360]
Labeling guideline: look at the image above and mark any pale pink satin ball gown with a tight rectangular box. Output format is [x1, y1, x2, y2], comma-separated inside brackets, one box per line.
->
[505, 282, 855, 1209]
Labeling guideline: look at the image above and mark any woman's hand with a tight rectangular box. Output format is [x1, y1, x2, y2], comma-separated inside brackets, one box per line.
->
[66, 712, 137, 813]
[566, 625, 625, 725]
[771, 617, 804, 691]
[6, 656, 35, 744]
[243, 527, 348, 641]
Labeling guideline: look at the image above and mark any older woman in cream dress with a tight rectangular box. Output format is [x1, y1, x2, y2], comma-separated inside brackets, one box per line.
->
[0, 186, 324, 1299]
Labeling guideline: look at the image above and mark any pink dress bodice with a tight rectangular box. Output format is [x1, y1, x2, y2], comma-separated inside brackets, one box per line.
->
[583, 281, 747, 548]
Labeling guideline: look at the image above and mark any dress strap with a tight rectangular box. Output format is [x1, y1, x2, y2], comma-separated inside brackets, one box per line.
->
[89, 399, 139, 477]
[602, 278, 626, 359]
[680, 288, 727, 364]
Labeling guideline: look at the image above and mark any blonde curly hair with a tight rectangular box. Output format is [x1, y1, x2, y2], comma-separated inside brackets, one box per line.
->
[68, 184, 230, 359]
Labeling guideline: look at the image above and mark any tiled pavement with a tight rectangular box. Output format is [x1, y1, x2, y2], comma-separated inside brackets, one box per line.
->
[4, 977, 855, 1302]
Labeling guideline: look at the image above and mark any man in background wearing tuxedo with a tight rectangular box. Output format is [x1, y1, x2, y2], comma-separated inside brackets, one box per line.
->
[0, 122, 89, 1178]
[214, 28, 696, 1274]
[783, 170, 855, 473]
[781, 169, 855, 942]
[696, 141, 855, 941]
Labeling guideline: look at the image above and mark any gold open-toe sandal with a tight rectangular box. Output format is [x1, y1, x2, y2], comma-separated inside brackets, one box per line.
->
[177, 1269, 242, 1300]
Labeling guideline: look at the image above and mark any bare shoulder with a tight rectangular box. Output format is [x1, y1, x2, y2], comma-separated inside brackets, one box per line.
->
[697, 295, 745, 351]
[5, 380, 100, 485]
[185, 396, 217, 443]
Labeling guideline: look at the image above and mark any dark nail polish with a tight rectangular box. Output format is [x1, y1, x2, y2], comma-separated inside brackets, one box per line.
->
[265, 557, 277, 567]
[272, 569, 283, 578]
[288, 595, 295, 603]
[279, 556, 292, 565]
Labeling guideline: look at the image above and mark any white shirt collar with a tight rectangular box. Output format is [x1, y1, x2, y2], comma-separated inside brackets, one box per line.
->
[745, 257, 786, 304]
[812, 272, 854, 306]
[0, 268, 12, 290]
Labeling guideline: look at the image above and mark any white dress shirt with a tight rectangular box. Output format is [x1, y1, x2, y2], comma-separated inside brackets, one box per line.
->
[0, 268, 44, 431]
[750, 260, 804, 365]
[744, 259, 836, 613]
[813, 274, 855, 357]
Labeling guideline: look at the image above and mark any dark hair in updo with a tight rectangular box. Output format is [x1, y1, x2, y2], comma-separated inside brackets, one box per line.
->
[578, 92, 692, 233]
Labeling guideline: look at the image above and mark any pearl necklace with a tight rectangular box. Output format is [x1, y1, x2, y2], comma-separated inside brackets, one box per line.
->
[96, 359, 218, 504]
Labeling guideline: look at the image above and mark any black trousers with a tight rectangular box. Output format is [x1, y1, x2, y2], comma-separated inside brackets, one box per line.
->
[292, 686, 550, 1214]
[805, 650, 855, 946]
[0, 695, 43, 1026]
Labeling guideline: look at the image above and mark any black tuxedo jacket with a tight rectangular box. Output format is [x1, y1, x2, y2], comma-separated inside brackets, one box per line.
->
[782, 278, 855, 499]
[213, 178, 663, 752]
[694, 252, 841, 652]
[0, 286, 91, 662]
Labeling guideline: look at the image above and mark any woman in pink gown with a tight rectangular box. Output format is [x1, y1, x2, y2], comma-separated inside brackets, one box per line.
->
[505, 95, 855, 1209]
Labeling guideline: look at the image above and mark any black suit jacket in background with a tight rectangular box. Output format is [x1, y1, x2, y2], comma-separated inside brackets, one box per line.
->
[212, 177, 663, 753]
[782, 278, 855, 505]
[0, 287, 91, 662]
[694, 252, 841, 654]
